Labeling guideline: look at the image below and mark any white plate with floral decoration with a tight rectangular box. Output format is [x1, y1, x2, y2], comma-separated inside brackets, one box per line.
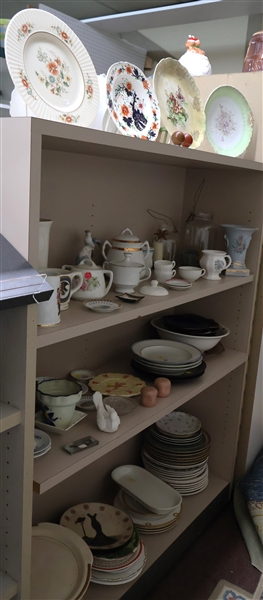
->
[106, 61, 160, 141]
[5, 8, 99, 126]
[204, 85, 254, 157]
[60, 502, 134, 550]
[84, 300, 122, 313]
[156, 411, 201, 437]
[31, 522, 92, 600]
[89, 373, 145, 397]
[153, 57, 205, 149]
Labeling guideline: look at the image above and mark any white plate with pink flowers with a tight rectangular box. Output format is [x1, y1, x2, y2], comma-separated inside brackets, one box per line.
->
[5, 8, 99, 127]
[106, 61, 160, 141]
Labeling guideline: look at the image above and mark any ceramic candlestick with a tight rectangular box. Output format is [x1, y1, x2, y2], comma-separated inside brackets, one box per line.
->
[140, 386, 158, 407]
[154, 377, 171, 398]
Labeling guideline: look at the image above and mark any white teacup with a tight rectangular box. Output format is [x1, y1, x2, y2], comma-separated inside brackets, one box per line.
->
[154, 260, 176, 269]
[179, 266, 206, 282]
[155, 268, 176, 283]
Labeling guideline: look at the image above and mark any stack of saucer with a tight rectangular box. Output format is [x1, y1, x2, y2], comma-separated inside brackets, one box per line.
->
[142, 411, 210, 495]
[164, 278, 192, 291]
[114, 489, 182, 534]
[34, 429, 51, 458]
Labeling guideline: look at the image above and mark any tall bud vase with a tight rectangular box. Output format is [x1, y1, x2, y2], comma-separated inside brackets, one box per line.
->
[38, 220, 53, 270]
[220, 224, 258, 276]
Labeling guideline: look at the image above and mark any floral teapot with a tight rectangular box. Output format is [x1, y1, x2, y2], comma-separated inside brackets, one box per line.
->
[62, 260, 113, 300]
[102, 228, 150, 266]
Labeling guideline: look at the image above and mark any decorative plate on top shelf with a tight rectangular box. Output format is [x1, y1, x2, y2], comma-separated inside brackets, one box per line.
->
[5, 9, 99, 126]
[60, 502, 134, 550]
[153, 57, 206, 149]
[89, 373, 145, 397]
[204, 85, 254, 157]
[106, 61, 160, 141]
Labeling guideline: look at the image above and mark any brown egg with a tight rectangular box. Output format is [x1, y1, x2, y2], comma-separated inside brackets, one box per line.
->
[181, 133, 193, 147]
[140, 385, 158, 407]
[171, 131, 185, 145]
[153, 377, 171, 398]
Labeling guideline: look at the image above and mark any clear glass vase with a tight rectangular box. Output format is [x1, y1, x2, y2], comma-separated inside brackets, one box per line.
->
[182, 212, 217, 267]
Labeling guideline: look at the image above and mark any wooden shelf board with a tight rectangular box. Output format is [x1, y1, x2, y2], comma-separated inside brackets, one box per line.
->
[83, 474, 229, 600]
[33, 349, 246, 494]
[4, 118, 262, 172]
[36, 276, 254, 348]
[0, 570, 18, 600]
[0, 402, 22, 433]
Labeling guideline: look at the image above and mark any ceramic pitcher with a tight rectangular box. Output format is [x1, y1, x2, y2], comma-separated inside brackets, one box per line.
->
[44, 268, 83, 310]
[200, 250, 231, 280]
[62, 260, 113, 300]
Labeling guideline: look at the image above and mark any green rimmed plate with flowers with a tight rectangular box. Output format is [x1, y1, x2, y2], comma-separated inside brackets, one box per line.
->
[153, 57, 205, 149]
[204, 85, 254, 157]
[5, 8, 99, 126]
[106, 61, 160, 141]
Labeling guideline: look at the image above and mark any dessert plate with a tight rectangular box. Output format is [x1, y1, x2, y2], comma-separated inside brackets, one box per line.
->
[156, 411, 201, 436]
[205, 85, 254, 157]
[35, 410, 87, 434]
[153, 57, 205, 149]
[5, 9, 99, 126]
[106, 61, 160, 141]
[31, 522, 92, 600]
[60, 502, 134, 550]
[84, 300, 122, 313]
[89, 373, 145, 397]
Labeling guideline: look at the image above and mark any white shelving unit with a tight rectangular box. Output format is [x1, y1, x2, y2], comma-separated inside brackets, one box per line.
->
[1, 72, 262, 599]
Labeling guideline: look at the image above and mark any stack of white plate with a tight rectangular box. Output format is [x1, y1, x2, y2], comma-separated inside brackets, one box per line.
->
[111, 464, 182, 535]
[141, 411, 210, 495]
[114, 489, 182, 534]
[131, 339, 203, 377]
[60, 502, 146, 586]
[34, 429, 51, 458]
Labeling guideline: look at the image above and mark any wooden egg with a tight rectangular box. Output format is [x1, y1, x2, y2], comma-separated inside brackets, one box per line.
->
[140, 385, 158, 407]
[153, 377, 171, 398]
[171, 131, 185, 145]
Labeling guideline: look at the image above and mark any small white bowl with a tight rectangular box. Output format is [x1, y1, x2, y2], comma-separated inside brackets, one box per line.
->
[70, 369, 95, 382]
[151, 318, 230, 352]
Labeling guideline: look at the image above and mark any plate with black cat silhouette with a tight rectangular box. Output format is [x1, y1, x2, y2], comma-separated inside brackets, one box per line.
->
[60, 502, 134, 550]
[106, 61, 160, 141]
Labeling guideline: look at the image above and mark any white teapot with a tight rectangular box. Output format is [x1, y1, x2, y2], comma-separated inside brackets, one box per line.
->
[102, 228, 150, 266]
[62, 260, 113, 300]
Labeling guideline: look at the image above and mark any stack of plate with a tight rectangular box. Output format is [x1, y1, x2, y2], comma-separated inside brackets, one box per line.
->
[141, 411, 210, 495]
[60, 502, 146, 586]
[114, 489, 182, 534]
[131, 338, 205, 380]
[111, 464, 182, 535]
[34, 429, 51, 458]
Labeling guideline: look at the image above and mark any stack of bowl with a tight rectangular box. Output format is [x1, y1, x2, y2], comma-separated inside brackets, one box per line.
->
[131, 338, 205, 380]
[151, 314, 230, 352]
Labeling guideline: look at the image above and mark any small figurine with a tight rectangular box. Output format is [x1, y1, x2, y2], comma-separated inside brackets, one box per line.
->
[93, 391, 121, 433]
[75, 230, 101, 265]
[179, 35, 212, 76]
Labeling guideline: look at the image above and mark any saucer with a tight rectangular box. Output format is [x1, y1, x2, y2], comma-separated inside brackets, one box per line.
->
[165, 278, 192, 290]
[115, 293, 145, 303]
[35, 410, 87, 434]
[84, 300, 122, 313]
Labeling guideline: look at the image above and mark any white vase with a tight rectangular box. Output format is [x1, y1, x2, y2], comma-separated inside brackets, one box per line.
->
[38, 220, 53, 270]
[220, 224, 258, 276]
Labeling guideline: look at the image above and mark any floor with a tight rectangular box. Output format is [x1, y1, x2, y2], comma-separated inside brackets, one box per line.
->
[143, 502, 262, 600]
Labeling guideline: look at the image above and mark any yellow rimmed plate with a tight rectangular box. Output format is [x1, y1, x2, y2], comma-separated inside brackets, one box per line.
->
[153, 57, 205, 149]
[5, 8, 99, 126]
[89, 373, 145, 397]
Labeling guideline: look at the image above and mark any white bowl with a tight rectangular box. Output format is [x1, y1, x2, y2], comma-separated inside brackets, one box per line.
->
[151, 318, 230, 352]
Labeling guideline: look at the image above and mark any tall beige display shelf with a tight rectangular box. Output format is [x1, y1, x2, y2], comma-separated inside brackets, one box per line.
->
[1, 113, 262, 600]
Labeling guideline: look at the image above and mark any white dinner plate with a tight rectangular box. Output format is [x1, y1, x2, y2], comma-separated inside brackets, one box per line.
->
[5, 9, 99, 126]
[132, 339, 201, 365]
[91, 544, 146, 584]
[31, 522, 93, 600]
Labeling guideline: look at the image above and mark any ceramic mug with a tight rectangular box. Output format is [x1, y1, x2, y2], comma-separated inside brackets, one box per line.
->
[44, 268, 83, 311]
[37, 271, 61, 326]
[179, 266, 206, 282]
[200, 250, 232, 280]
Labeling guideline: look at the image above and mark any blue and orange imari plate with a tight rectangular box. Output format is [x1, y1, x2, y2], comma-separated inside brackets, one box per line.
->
[205, 85, 254, 157]
[106, 61, 160, 141]
[153, 57, 205, 149]
[5, 8, 99, 126]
